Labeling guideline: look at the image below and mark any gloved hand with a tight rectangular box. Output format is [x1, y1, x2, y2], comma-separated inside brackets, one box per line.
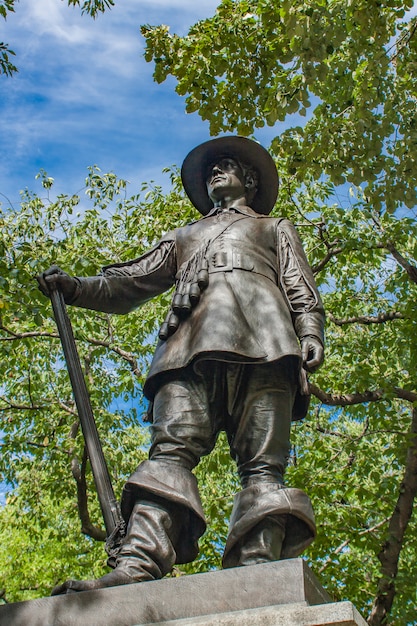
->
[36, 265, 78, 302]
[301, 336, 324, 373]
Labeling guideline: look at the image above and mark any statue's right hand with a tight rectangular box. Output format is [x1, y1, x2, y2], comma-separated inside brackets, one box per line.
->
[36, 265, 78, 301]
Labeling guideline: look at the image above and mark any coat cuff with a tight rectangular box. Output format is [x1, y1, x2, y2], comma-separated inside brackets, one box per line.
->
[294, 312, 325, 345]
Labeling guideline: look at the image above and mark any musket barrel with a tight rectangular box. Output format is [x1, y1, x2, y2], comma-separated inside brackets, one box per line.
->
[49, 285, 123, 538]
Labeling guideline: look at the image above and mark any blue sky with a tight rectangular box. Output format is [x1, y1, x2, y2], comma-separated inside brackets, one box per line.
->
[0, 0, 280, 209]
[0, 0, 218, 206]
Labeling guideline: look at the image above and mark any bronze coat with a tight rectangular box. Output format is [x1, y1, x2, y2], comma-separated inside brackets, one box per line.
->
[69, 207, 325, 417]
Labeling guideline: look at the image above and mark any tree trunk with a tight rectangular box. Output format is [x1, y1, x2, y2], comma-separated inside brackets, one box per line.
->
[367, 407, 417, 625]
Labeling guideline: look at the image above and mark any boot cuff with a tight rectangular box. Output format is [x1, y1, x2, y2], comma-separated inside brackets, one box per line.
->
[121, 460, 206, 564]
[223, 484, 316, 568]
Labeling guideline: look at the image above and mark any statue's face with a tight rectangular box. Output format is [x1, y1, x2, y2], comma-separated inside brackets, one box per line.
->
[205, 157, 246, 203]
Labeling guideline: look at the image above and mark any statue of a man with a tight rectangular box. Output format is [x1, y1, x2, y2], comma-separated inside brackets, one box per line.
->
[38, 136, 325, 594]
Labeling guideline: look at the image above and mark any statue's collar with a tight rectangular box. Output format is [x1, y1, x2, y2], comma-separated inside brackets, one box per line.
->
[205, 205, 260, 219]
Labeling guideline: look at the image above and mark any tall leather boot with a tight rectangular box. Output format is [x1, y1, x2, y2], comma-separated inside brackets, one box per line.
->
[51, 499, 181, 595]
[234, 515, 286, 567]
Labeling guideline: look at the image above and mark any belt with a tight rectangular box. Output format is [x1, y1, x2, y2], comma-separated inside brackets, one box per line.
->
[208, 250, 276, 283]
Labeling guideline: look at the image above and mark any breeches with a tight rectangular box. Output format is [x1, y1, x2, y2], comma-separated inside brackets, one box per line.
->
[149, 359, 297, 487]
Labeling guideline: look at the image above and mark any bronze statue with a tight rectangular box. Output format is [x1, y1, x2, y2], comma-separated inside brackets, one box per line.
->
[37, 136, 325, 594]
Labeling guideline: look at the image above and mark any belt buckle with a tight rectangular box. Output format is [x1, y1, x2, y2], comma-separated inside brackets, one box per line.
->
[211, 250, 233, 272]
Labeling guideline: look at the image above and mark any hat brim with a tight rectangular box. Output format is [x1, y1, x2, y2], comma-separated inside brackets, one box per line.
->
[181, 136, 279, 216]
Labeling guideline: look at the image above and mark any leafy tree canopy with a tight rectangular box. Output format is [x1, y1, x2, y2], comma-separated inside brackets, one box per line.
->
[1, 2, 417, 626]
[142, 0, 417, 213]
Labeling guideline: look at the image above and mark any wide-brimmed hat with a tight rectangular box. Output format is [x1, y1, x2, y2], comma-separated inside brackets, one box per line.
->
[181, 136, 279, 215]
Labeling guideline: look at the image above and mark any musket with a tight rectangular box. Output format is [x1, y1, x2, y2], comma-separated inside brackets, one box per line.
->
[49, 284, 126, 563]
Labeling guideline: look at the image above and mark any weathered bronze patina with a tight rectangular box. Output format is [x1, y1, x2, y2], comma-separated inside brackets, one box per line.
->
[38, 136, 325, 594]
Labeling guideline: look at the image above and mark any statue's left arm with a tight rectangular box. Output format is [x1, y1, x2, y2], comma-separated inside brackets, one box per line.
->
[277, 219, 325, 372]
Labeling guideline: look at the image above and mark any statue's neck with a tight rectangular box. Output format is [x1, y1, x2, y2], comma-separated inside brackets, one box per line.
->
[211, 195, 248, 211]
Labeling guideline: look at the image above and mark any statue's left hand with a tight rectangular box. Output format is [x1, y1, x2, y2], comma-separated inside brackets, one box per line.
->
[301, 336, 324, 373]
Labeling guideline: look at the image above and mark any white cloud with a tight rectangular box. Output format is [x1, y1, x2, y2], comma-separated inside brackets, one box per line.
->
[18, 0, 86, 41]
[7, 0, 225, 87]
[8, 0, 143, 78]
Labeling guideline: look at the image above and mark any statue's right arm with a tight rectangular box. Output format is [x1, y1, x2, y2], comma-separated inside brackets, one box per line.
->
[37, 237, 177, 315]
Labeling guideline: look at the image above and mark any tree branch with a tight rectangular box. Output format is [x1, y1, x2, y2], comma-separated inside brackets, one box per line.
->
[312, 245, 344, 274]
[310, 384, 384, 406]
[71, 446, 106, 542]
[319, 517, 390, 575]
[0, 397, 80, 417]
[310, 234, 417, 283]
[310, 384, 417, 406]
[0, 322, 59, 341]
[368, 407, 417, 626]
[58, 400, 78, 417]
[390, 17, 417, 62]
[86, 336, 142, 376]
[315, 410, 370, 442]
[0, 320, 142, 376]
[328, 311, 405, 326]
[0, 397, 45, 411]
[385, 242, 417, 284]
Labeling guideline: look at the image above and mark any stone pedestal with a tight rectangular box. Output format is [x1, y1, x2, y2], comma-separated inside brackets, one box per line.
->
[151, 601, 367, 625]
[0, 558, 366, 626]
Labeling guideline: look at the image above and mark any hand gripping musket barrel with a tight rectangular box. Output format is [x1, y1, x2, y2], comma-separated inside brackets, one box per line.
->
[49, 284, 126, 565]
